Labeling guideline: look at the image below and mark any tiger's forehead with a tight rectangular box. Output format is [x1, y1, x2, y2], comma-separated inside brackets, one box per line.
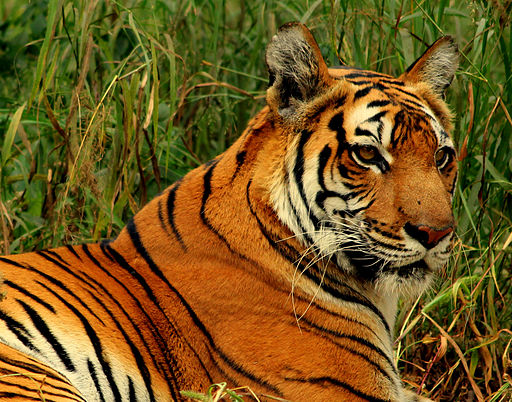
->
[321, 67, 453, 150]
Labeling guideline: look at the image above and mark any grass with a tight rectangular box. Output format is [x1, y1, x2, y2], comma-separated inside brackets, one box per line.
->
[0, 0, 510, 400]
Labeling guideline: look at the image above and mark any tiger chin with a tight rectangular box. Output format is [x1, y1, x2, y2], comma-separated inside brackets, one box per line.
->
[0, 22, 458, 402]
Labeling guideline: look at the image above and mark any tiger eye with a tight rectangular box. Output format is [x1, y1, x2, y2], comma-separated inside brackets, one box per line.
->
[435, 148, 447, 167]
[358, 145, 378, 161]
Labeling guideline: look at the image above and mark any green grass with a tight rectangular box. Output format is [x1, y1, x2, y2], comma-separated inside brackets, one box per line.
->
[0, 0, 510, 400]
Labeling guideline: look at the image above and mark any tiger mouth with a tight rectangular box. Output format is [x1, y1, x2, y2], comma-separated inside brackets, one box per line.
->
[385, 259, 430, 278]
[339, 244, 431, 281]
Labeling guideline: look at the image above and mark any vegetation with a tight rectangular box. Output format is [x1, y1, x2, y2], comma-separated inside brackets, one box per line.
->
[0, 0, 510, 400]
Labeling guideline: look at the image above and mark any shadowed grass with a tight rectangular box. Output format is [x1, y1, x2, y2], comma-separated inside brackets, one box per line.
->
[0, 0, 510, 400]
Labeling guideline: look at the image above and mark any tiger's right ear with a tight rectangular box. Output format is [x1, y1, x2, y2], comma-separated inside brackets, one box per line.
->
[266, 22, 333, 119]
[400, 36, 459, 97]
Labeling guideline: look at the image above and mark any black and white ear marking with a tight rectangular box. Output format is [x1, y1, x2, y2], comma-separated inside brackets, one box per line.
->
[265, 22, 332, 118]
[401, 36, 459, 97]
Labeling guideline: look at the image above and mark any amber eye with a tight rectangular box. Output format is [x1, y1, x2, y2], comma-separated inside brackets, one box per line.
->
[435, 148, 449, 168]
[351, 144, 389, 172]
[356, 145, 379, 162]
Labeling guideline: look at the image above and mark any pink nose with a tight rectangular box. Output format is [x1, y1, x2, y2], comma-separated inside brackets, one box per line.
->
[404, 223, 453, 249]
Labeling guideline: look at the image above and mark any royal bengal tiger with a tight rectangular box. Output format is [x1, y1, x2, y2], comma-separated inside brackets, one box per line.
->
[0, 22, 458, 401]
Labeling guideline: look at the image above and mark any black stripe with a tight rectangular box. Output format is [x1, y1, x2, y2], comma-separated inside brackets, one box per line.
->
[300, 316, 397, 375]
[87, 359, 106, 402]
[328, 111, 345, 139]
[328, 111, 351, 161]
[398, 98, 427, 113]
[200, 161, 219, 226]
[232, 150, 247, 181]
[378, 79, 405, 87]
[66, 245, 82, 260]
[0, 353, 81, 389]
[372, 226, 402, 241]
[354, 86, 373, 100]
[297, 325, 394, 382]
[285, 376, 390, 402]
[246, 180, 313, 270]
[199, 161, 256, 263]
[347, 79, 373, 86]
[368, 100, 391, 108]
[335, 94, 347, 108]
[97, 243, 212, 388]
[0, 392, 43, 400]
[315, 146, 352, 210]
[82, 285, 159, 402]
[286, 187, 314, 245]
[124, 220, 282, 396]
[0, 311, 39, 353]
[82, 245, 167, 372]
[22, 260, 105, 324]
[355, 128, 378, 141]
[337, 164, 357, 180]
[0, 381, 82, 400]
[377, 121, 385, 141]
[43, 250, 69, 266]
[449, 171, 458, 195]
[167, 182, 187, 250]
[38, 282, 122, 401]
[4, 280, 55, 312]
[367, 110, 388, 123]
[99, 241, 115, 261]
[387, 84, 421, 100]
[293, 129, 321, 230]
[88, 245, 196, 399]
[128, 376, 137, 402]
[158, 198, 169, 234]
[390, 111, 404, 147]
[343, 72, 392, 79]
[0, 257, 25, 268]
[17, 299, 76, 372]
[317, 145, 332, 192]
[349, 198, 376, 215]
[125, 220, 177, 292]
[245, 180, 390, 335]
[309, 102, 328, 120]
[300, 303, 382, 340]
[297, 263, 390, 333]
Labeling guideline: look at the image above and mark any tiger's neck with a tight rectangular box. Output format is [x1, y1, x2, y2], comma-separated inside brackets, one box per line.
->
[109, 107, 397, 333]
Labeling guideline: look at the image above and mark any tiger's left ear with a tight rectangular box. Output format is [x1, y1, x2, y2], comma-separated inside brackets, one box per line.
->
[400, 36, 459, 97]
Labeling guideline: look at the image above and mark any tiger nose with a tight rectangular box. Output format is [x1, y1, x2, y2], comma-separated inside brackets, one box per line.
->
[404, 223, 453, 249]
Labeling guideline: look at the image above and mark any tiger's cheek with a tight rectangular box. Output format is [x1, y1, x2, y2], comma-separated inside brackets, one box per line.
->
[363, 174, 401, 227]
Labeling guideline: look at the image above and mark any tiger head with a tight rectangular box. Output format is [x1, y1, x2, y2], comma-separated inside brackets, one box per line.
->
[265, 23, 459, 295]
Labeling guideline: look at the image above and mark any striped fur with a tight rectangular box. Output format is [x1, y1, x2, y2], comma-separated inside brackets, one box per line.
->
[0, 23, 458, 401]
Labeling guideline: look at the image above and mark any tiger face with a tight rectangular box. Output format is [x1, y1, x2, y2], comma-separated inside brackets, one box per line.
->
[266, 23, 458, 295]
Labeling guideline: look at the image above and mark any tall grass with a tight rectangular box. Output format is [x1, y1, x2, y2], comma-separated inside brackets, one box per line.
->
[0, 0, 510, 400]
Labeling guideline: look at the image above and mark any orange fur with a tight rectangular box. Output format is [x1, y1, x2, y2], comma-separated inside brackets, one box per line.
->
[0, 23, 458, 401]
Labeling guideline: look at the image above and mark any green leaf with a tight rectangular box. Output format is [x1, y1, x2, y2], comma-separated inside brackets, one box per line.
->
[2, 102, 26, 168]
[28, 0, 63, 107]
[474, 155, 512, 192]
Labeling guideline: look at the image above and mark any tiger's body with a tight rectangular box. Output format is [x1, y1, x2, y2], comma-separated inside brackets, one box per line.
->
[0, 23, 458, 401]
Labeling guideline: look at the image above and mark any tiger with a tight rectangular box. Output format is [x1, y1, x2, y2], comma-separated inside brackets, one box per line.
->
[0, 22, 458, 401]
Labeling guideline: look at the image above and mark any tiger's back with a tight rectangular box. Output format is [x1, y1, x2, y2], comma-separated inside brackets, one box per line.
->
[0, 22, 458, 401]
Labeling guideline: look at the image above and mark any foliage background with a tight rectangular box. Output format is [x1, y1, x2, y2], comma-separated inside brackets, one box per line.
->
[0, 0, 510, 400]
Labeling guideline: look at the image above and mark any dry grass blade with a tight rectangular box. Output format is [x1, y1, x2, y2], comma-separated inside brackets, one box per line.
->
[422, 312, 484, 401]
[458, 81, 473, 161]
[65, 33, 94, 132]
